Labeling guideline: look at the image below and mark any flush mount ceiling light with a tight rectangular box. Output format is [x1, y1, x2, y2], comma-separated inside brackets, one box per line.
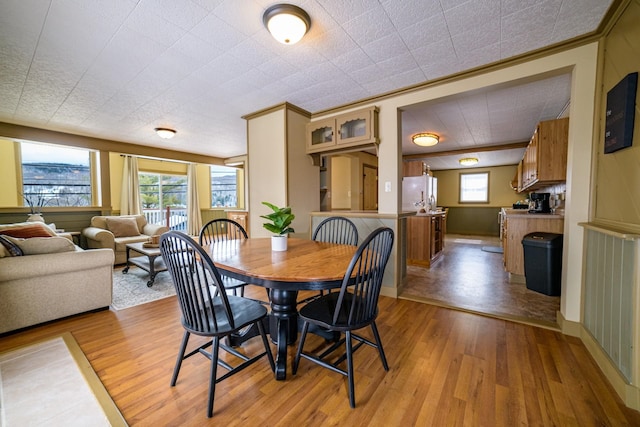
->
[459, 157, 479, 166]
[155, 128, 176, 139]
[412, 133, 439, 147]
[263, 4, 311, 45]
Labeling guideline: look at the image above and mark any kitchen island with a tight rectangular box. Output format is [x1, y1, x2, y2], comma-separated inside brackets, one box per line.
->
[406, 211, 447, 267]
[500, 208, 564, 280]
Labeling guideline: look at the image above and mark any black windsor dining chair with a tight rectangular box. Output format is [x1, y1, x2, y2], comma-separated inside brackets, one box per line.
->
[305, 216, 359, 302]
[292, 227, 394, 408]
[160, 231, 275, 418]
[199, 218, 249, 297]
[312, 216, 359, 246]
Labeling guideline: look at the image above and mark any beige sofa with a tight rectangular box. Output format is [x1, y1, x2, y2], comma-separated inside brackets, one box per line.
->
[82, 215, 169, 264]
[0, 222, 114, 334]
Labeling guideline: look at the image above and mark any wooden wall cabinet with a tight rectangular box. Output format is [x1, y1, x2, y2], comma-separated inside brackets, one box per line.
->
[518, 117, 569, 192]
[407, 212, 446, 267]
[306, 106, 379, 154]
[403, 161, 426, 177]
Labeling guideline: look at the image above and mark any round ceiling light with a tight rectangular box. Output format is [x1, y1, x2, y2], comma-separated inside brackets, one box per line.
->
[155, 128, 176, 139]
[263, 4, 311, 45]
[412, 133, 439, 147]
[459, 157, 479, 166]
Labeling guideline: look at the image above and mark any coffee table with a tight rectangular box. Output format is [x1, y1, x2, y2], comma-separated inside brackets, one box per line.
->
[123, 242, 167, 287]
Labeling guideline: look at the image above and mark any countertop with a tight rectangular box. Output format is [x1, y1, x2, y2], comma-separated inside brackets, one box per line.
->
[412, 210, 446, 216]
[501, 208, 564, 219]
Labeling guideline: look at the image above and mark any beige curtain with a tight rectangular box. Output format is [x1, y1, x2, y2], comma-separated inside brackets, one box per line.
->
[120, 155, 142, 215]
[187, 163, 202, 236]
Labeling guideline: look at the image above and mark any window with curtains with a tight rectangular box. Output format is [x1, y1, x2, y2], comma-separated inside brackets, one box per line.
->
[20, 141, 96, 207]
[138, 173, 188, 209]
[210, 165, 240, 208]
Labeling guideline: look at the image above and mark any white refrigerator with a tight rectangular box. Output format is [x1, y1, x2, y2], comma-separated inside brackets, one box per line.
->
[402, 175, 437, 211]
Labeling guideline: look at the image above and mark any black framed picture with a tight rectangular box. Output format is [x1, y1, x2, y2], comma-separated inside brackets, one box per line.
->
[604, 72, 638, 154]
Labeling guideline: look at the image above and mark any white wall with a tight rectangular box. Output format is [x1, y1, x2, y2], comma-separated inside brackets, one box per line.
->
[247, 109, 287, 238]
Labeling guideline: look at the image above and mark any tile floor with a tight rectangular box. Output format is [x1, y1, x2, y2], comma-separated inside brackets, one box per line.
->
[0, 337, 110, 426]
[401, 234, 561, 327]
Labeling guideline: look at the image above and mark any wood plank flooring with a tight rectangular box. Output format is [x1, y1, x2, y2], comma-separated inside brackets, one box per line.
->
[402, 234, 561, 327]
[1, 289, 638, 426]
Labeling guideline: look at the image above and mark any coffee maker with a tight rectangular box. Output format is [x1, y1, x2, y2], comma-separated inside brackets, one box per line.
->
[528, 192, 551, 213]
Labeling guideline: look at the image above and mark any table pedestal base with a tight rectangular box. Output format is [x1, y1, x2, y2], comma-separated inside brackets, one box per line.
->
[226, 289, 338, 380]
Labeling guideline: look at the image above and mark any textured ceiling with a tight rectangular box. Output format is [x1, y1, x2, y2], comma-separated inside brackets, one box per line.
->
[0, 0, 612, 168]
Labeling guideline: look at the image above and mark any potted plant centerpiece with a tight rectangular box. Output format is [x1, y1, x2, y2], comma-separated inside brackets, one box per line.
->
[260, 202, 295, 251]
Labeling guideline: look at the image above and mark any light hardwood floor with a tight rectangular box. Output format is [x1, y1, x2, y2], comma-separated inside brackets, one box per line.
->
[402, 234, 561, 328]
[1, 288, 638, 426]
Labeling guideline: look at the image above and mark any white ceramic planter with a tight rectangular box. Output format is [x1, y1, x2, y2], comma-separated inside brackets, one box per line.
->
[26, 213, 45, 222]
[271, 235, 288, 251]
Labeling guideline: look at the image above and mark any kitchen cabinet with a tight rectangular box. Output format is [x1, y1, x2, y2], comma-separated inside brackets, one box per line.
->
[501, 209, 563, 277]
[407, 212, 446, 267]
[306, 106, 379, 154]
[403, 161, 426, 177]
[430, 214, 445, 257]
[518, 117, 569, 192]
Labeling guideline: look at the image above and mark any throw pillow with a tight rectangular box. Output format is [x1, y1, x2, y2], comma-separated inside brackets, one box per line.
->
[0, 235, 24, 257]
[3, 236, 76, 255]
[0, 222, 57, 238]
[106, 217, 141, 238]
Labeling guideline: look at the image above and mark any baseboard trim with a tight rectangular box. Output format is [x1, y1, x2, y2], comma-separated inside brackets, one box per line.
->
[380, 286, 398, 299]
[559, 312, 640, 411]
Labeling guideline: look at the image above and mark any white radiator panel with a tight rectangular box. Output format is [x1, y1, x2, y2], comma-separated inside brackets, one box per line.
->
[583, 228, 637, 383]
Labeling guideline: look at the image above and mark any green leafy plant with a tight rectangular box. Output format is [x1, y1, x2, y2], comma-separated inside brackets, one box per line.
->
[260, 202, 295, 235]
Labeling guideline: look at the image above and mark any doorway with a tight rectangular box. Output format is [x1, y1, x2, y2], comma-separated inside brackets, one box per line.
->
[362, 164, 377, 210]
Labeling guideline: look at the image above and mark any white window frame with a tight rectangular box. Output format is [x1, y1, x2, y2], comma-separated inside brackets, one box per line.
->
[459, 172, 490, 203]
[19, 141, 97, 208]
[210, 165, 241, 209]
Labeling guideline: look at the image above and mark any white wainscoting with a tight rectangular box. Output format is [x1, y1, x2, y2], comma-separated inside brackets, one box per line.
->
[581, 223, 639, 408]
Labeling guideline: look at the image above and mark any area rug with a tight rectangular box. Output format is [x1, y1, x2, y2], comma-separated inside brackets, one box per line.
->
[111, 266, 176, 311]
[481, 246, 504, 254]
[0, 332, 127, 426]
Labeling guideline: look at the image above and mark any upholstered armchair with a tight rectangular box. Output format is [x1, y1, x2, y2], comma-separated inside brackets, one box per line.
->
[82, 215, 169, 264]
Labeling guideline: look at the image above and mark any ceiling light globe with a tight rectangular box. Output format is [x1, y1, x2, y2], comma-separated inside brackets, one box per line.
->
[267, 14, 307, 44]
[412, 133, 439, 147]
[155, 128, 176, 139]
[263, 4, 310, 45]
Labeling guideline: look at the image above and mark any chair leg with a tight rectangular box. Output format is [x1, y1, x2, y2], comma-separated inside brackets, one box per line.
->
[171, 331, 190, 386]
[292, 321, 310, 374]
[257, 319, 275, 371]
[207, 337, 220, 418]
[370, 321, 389, 371]
[345, 331, 355, 408]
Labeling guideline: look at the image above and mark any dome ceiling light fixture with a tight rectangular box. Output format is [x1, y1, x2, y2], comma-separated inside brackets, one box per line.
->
[459, 157, 479, 166]
[412, 133, 439, 147]
[263, 4, 311, 45]
[155, 127, 177, 139]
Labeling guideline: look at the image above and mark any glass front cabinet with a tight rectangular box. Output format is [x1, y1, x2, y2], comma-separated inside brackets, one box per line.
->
[306, 106, 378, 154]
[307, 118, 336, 151]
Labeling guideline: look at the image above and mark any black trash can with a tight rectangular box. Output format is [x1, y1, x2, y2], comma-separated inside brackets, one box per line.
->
[522, 232, 563, 296]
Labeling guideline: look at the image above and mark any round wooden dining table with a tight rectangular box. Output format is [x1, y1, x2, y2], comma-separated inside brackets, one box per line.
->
[206, 237, 358, 380]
